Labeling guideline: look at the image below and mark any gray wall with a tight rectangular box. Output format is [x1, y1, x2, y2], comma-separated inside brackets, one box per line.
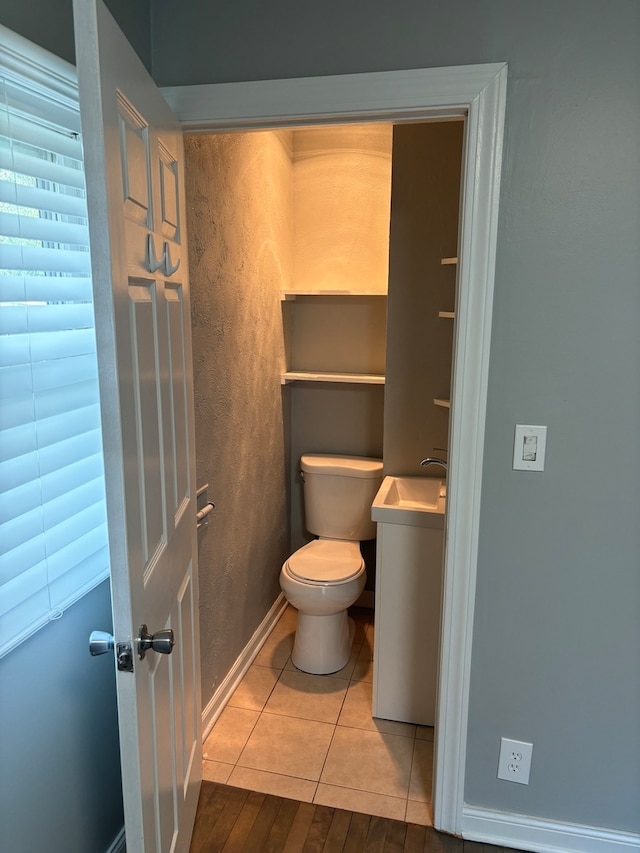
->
[287, 124, 390, 553]
[0, 0, 152, 69]
[184, 131, 291, 702]
[289, 382, 385, 549]
[152, 0, 640, 835]
[384, 121, 463, 474]
[0, 582, 124, 853]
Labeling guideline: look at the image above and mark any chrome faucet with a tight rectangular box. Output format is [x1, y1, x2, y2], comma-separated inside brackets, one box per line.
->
[420, 457, 447, 471]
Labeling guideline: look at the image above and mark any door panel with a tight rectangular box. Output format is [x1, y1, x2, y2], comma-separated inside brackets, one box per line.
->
[166, 283, 190, 515]
[129, 279, 166, 567]
[159, 145, 180, 240]
[73, 2, 201, 851]
[119, 123, 151, 226]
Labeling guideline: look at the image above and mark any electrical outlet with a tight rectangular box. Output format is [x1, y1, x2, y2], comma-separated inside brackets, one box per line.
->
[497, 737, 533, 784]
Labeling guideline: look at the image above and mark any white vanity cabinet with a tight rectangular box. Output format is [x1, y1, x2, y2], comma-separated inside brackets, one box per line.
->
[371, 497, 444, 727]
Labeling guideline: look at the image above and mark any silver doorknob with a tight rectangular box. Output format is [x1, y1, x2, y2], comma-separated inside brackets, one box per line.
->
[89, 630, 114, 656]
[137, 624, 175, 660]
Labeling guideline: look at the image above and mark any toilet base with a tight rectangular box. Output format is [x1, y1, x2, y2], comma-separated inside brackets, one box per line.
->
[292, 611, 355, 675]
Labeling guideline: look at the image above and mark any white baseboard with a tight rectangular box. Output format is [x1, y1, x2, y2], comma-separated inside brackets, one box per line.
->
[462, 805, 640, 853]
[201, 593, 288, 740]
[105, 826, 126, 853]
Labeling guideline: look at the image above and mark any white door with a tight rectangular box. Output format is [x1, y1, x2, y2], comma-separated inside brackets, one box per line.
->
[72, 2, 201, 851]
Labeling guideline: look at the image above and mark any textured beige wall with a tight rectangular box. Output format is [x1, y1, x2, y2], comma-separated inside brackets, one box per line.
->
[185, 131, 292, 701]
[293, 124, 392, 292]
[384, 121, 463, 475]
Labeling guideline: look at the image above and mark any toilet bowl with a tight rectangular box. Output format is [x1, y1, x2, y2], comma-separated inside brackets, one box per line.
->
[279, 454, 383, 675]
[280, 539, 366, 674]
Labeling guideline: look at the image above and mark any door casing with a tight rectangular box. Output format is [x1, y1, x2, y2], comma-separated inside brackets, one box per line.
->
[163, 62, 507, 835]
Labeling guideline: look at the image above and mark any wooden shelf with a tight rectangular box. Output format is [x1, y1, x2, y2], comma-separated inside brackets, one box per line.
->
[440, 257, 457, 266]
[433, 397, 451, 409]
[438, 311, 455, 319]
[282, 371, 385, 385]
[281, 290, 386, 385]
[281, 290, 387, 301]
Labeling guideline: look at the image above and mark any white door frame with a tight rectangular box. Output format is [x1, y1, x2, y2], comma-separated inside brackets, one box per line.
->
[163, 63, 507, 835]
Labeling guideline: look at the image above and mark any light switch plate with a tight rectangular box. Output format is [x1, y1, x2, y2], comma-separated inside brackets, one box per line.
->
[513, 425, 547, 471]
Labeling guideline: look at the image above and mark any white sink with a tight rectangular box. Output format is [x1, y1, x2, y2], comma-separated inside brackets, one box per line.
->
[371, 475, 446, 528]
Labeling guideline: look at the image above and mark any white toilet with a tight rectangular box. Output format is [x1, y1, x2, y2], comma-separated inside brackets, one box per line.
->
[280, 453, 383, 674]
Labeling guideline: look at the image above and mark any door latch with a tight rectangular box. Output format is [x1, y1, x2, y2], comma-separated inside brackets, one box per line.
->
[89, 630, 134, 672]
[116, 642, 134, 672]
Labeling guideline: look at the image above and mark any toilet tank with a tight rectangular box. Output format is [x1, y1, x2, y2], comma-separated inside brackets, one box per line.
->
[301, 454, 383, 541]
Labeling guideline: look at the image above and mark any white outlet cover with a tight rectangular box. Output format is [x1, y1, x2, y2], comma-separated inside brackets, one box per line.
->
[497, 737, 533, 785]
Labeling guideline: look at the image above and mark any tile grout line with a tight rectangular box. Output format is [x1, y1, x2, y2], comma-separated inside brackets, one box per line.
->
[207, 607, 432, 822]
[296, 611, 366, 803]
[220, 635, 294, 784]
[311, 700, 340, 803]
[233, 653, 291, 780]
[404, 731, 419, 823]
[312, 609, 382, 810]
[229, 704, 263, 777]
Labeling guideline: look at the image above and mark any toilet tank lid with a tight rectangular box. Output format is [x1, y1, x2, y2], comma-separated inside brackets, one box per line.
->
[300, 454, 383, 478]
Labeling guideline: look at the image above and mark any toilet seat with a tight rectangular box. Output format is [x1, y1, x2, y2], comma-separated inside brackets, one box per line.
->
[286, 539, 363, 584]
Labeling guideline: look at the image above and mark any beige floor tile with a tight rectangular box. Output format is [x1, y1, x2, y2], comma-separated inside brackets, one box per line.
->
[283, 641, 359, 680]
[237, 713, 335, 781]
[227, 665, 281, 711]
[409, 738, 433, 802]
[405, 799, 434, 826]
[203, 706, 259, 764]
[331, 646, 360, 679]
[263, 669, 348, 724]
[320, 726, 414, 799]
[205, 611, 435, 823]
[350, 642, 374, 682]
[275, 605, 298, 633]
[350, 607, 373, 644]
[202, 760, 233, 784]
[365, 621, 375, 648]
[314, 783, 406, 821]
[416, 725, 435, 741]
[254, 631, 294, 669]
[228, 766, 317, 803]
[338, 681, 416, 737]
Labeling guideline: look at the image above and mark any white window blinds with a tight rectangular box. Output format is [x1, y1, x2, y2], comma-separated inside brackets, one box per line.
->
[0, 62, 110, 657]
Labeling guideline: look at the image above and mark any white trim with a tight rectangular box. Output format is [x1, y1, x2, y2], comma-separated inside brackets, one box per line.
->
[163, 62, 507, 838]
[434, 63, 507, 835]
[201, 593, 288, 740]
[462, 805, 640, 853]
[162, 63, 505, 132]
[0, 22, 77, 103]
[105, 826, 126, 853]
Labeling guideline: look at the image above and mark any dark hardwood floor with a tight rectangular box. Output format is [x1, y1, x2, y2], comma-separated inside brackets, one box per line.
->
[190, 782, 517, 853]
